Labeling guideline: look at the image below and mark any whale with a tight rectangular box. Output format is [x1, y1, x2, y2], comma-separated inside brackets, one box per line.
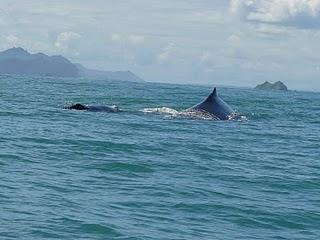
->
[187, 88, 235, 120]
[64, 103, 120, 112]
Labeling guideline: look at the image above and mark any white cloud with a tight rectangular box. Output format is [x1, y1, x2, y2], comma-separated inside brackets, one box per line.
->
[188, 11, 223, 23]
[110, 33, 145, 45]
[227, 33, 242, 45]
[110, 33, 122, 42]
[200, 51, 217, 69]
[54, 31, 81, 52]
[230, 0, 320, 28]
[5, 35, 19, 47]
[128, 35, 145, 44]
[230, 0, 255, 17]
[254, 24, 289, 35]
[0, 8, 6, 26]
[157, 42, 175, 62]
[200, 51, 213, 62]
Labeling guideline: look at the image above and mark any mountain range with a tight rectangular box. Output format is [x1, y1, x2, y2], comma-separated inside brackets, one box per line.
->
[0, 47, 143, 82]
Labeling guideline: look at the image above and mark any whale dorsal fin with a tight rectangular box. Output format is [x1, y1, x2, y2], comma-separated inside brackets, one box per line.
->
[212, 88, 217, 97]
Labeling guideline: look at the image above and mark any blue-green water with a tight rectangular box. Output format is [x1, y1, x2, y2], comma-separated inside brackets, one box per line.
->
[1, 75, 319, 240]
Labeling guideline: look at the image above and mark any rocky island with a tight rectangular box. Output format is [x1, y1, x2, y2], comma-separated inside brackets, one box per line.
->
[0, 47, 143, 82]
[255, 81, 288, 91]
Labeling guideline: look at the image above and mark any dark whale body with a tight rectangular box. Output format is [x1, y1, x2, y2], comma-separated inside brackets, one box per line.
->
[65, 103, 120, 112]
[189, 88, 235, 120]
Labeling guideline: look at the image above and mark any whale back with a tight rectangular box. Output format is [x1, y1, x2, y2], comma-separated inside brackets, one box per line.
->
[68, 103, 88, 110]
[65, 104, 120, 112]
[191, 88, 234, 120]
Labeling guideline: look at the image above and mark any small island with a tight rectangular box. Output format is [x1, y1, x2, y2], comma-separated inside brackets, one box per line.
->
[254, 81, 288, 91]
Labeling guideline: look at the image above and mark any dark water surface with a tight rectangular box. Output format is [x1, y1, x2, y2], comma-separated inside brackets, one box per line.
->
[1, 76, 319, 239]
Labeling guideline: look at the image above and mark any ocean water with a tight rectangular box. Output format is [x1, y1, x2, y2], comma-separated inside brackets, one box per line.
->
[0, 75, 319, 240]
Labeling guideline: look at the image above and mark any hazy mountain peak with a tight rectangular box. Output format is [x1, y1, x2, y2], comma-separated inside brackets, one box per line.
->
[0, 47, 144, 81]
[0, 47, 79, 77]
[0, 47, 31, 59]
[5, 47, 29, 54]
[76, 64, 144, 82]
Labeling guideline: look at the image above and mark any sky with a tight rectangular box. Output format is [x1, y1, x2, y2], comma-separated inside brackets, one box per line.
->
[0, 0, 320, 90]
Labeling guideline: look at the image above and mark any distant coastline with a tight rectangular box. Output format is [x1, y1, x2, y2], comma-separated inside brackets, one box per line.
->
[0, 47, 144, 82]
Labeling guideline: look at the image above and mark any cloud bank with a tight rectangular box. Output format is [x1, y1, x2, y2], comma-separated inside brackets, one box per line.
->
[231, 0, 320, 28]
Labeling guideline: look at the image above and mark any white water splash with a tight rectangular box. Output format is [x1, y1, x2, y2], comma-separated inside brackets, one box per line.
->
[141, 107, 248, 121]
[179, 110, 220, 120]
[141, 107, 219, 120]
[141, 107, 179, 115]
